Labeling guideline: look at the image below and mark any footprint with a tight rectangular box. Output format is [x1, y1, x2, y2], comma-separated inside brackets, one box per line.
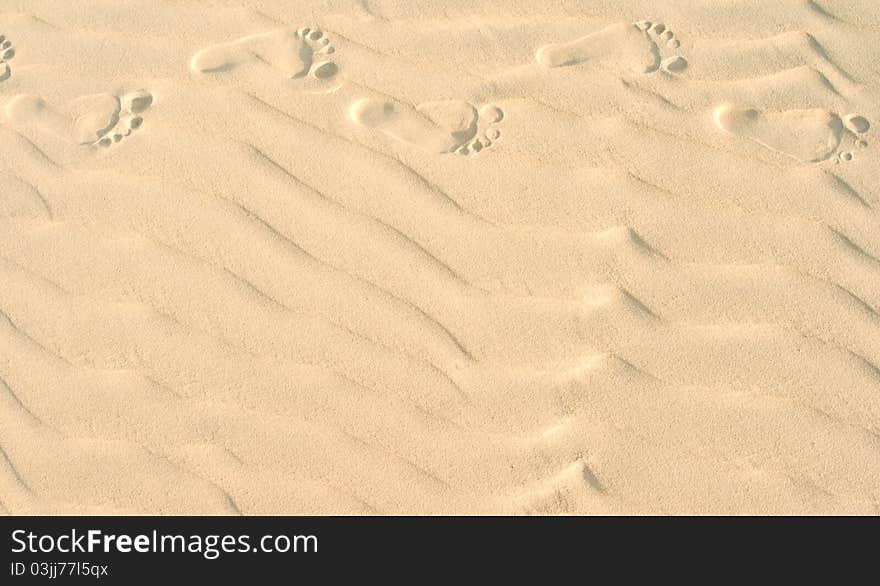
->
[0, 34, 15, 82]
[637, 21, 688, 73]
[349, 98, 504, 155]
[190, 27, 339, 84]
[713, 103, 870, 163]
[94, 90, 153, 148]
[3, 89, 153, 148]
[535, 20, 687, 74]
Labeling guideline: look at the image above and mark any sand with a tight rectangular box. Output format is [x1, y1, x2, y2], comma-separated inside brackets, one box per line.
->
[0, 0, 878, 515]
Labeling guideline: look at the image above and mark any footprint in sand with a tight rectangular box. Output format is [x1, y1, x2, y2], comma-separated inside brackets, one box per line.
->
[3, 89, 153, 148]
[535, 20, 687, 75]
[0, 34, 15, 81]
[713, 104, 870, 163]
[190, 26, 339, 88]
[349, 98, 504, 156]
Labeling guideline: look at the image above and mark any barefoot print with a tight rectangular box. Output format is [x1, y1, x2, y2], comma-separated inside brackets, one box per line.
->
[94, 90, 153, 148]
[535, 20, 687, 75]
[3, 90, 153, 148]
[190, 26, 339, 90]
[349, 98, 504, 156]
[635, 21, 687, 72]
[0, 34, 15, 82]
[455, 105, 504, 156]
[713, 104, 870, 163]
[835, 114, 871, 164]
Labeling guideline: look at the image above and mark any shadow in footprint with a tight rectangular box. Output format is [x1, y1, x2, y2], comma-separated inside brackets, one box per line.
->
[0, 34, 15, 82]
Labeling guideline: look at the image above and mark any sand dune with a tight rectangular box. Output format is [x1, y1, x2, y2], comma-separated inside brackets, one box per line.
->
[1, 1, 878, 515]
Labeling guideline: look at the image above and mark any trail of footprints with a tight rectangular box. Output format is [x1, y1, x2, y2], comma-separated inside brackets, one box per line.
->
[0, 17, 877, 514]
[191, 24, 506, 156]
[0, 21, 874, 163]
[534, 20, 871, 164]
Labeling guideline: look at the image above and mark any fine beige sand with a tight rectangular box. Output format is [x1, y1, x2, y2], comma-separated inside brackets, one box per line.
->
[1, 0, 878, 515]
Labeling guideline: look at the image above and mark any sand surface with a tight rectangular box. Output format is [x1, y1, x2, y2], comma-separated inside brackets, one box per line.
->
[1, 0, 879, 515]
